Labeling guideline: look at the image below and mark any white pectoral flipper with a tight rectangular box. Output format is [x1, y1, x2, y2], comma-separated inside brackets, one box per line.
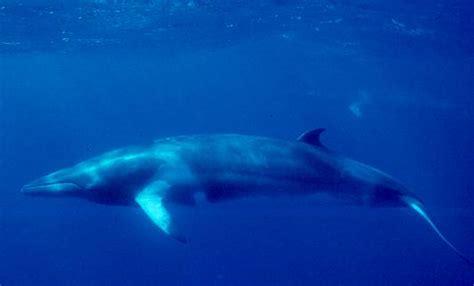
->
[135, 181, 187, 243]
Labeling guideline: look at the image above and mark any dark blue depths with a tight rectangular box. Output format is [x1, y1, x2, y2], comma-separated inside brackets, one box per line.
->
[0, 0, 473, 285]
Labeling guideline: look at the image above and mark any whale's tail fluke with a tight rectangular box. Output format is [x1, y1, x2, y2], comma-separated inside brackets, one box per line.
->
[402, 196, 473, 265]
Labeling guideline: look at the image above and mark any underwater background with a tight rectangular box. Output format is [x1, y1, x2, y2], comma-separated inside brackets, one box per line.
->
[0, 0, 473, 285]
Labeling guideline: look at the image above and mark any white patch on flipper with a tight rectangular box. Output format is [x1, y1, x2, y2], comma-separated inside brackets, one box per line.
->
[135, 181, 187, 243]
[136, 193, 171, 234]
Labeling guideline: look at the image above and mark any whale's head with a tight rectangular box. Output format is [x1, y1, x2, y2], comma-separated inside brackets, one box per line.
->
[21, 167, 90, 197]
[21, 152, 158, 205]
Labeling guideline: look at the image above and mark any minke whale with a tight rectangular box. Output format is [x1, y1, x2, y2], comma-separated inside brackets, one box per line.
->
[21, 129, 471, 263]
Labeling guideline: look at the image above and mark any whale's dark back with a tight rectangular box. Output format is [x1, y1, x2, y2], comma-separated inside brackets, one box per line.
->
[153, 134, 346, 201]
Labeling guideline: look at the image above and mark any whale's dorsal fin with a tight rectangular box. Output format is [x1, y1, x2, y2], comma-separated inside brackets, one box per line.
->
[297, 128, 329, 151]
[135, 181, 187, 243]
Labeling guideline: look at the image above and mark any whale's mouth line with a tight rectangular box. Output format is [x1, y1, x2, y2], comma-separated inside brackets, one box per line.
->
[21, 182, 83, 194]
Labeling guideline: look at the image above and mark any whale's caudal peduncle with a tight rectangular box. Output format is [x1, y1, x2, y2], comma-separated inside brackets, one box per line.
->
[21, 129, 472, 264]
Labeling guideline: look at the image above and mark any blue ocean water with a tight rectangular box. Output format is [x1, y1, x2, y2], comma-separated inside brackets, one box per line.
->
[1, 0, 473, 285]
